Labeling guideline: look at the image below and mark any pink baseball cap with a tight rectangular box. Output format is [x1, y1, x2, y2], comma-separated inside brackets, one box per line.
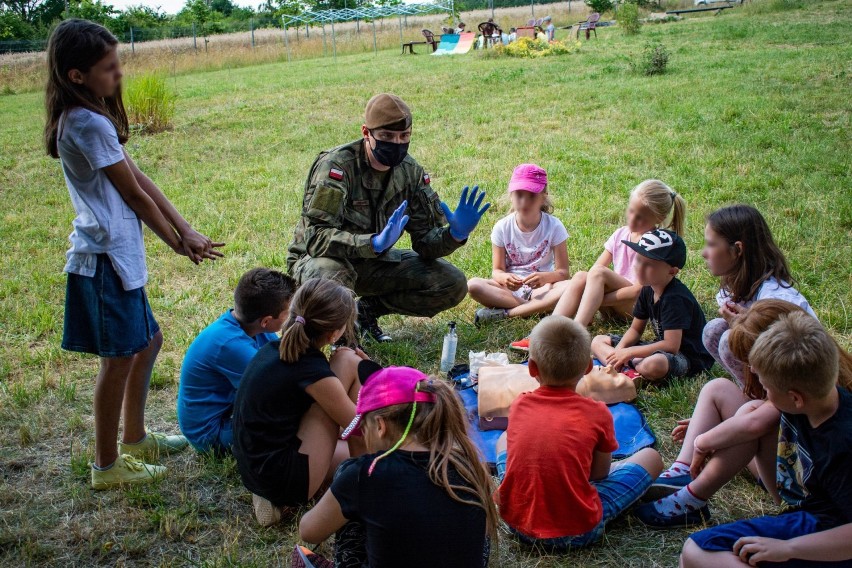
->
[508, 163, 548, 193]
[341, 366, 436, 440]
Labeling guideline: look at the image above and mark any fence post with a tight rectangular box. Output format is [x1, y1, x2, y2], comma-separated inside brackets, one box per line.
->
[283, 24, 291, 62]
[193, 22, 197, 51]
[530, 0, 535, 19]
[322, 23, 327, 57]
[331, 18, 337, 60]
[130, 27, 135, 54]
[398, 13, 403, 46]
[250, 18, 255, 47]
[372, 18, 377, 56]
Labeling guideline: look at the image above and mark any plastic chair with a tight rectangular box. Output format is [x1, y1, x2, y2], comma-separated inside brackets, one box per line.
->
[575, 12, 600, 39]
[402, 29, 439, 54]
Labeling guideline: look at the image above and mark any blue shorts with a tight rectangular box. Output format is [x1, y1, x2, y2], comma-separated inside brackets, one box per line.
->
[497, 451, 652, 549]
[689, 511, 850, 567]
[608, 334, 690, 379]
[62, 254, 159, 358]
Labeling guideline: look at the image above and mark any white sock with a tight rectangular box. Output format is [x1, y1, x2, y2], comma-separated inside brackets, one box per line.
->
[658, 460, 690, 479]
[651, 485, 707, 517]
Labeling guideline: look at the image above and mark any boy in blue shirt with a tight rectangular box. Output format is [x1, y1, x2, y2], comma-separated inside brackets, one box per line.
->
[178, 268, 296, 454]
[681, 312, 852, 567]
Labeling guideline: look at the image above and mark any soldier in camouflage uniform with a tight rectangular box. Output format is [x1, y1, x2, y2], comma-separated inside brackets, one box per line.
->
[287, 94, 490, 341]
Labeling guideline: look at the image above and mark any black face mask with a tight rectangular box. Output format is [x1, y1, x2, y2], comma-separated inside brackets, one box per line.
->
[368, 134, 409, 168]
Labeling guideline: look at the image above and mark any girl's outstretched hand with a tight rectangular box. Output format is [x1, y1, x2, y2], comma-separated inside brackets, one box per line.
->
[671, 418, 690, 443]
[180, 228, 225, 264]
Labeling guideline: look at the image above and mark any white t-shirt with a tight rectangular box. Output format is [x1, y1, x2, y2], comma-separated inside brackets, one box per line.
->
[716, 276, 816, 317]
[58, 107, 147, 291]
[491, 212, 568, 278]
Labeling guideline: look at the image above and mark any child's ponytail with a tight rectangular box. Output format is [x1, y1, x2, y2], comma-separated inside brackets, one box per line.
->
[668, 192, 686, 236]
[278, 278, 356, 363]
[631, 179, 686, 235]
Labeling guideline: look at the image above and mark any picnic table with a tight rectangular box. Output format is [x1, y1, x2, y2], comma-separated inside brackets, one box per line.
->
[666, 4, 734, 15]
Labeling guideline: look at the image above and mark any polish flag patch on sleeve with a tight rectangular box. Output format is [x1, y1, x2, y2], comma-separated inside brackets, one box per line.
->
[329, 168, 344, 181]
[423, 173, 431, 185]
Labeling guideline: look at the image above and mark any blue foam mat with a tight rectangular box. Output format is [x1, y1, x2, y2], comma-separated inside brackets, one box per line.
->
[456, 377, 656, 464]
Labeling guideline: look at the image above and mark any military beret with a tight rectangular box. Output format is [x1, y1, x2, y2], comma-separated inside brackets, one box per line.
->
[364, 93, 412, 131]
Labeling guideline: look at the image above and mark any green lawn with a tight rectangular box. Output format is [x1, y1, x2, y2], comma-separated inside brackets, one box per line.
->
[1, 0, 851, 565]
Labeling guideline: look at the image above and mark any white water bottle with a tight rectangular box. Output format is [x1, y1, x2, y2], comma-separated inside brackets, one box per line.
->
[440, 321, 458, 373]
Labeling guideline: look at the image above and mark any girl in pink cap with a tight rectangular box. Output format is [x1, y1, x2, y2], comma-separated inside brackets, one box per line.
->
[468, 163, 571, 326]
[510, 179, 686, 351]
[296, 368, 497, 568]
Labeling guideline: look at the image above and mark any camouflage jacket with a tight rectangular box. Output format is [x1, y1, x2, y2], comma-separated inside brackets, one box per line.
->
[287, 139, 464, 270]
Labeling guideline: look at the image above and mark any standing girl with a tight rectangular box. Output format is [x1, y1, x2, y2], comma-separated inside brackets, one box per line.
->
[701, 204, 815, 388]
[510, 179, 685, 351]
[232, 278, 376, 527]
[468, 163, 570, 326]
[297, 367, 497, 568]
[46, 19, 223, 489]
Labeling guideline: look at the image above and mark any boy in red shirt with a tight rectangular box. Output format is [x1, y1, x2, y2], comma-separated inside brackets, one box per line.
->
[495, 315, 663, 549]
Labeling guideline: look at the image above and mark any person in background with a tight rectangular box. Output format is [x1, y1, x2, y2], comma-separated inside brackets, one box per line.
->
[543, 16, 556, 41]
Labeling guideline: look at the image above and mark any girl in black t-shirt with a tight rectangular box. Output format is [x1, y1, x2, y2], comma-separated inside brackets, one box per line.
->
[232, 278, 373, 526]
[296, 368, 498, 568]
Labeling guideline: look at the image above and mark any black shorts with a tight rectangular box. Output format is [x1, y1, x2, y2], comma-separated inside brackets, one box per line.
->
[238, 445, 311, 508]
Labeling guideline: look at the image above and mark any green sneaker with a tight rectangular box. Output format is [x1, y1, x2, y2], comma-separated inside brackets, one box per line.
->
[120, 431, 189, 461]
[90, 454, 166, 490]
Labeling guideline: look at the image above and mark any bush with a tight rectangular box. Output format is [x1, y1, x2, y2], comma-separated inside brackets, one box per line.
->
[585, 0, 614, 15]
[617, 2, 642, 35]
[125, 74, 176, 133]
[493, 37, 582, 58]
[630, 42, 670, 75]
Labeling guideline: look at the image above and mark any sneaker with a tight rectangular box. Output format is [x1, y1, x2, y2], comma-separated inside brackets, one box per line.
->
[509, 337, 530, 352]
[253, 493, 283, 527]
[291, 545, 334, 568]
[633, 500, 711, 529]
[474, 307, 508, 327]
[643, 472, 693, 502]
[120, 431, 189, 461]
[357, 300, 392, 342]
[90, 454, 166, 490]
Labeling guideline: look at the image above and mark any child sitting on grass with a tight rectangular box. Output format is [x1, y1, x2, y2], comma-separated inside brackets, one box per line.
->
[591, 229, 713, 382]
[701, 204, 815, 390]
[495, 315, 663, 550]
[468, 163, 570, 326]
[635, 299, 852, 529]
[232, 278, 375, 527]
[510, 179, 686, 351]
[681, 312, 852, 567]
[297, 367, 497, 568]
[177, 268, 296, 455]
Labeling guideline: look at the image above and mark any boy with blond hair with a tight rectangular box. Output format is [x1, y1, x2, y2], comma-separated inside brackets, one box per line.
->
[495, 315, 663, 549]
[681, 312, 852, 567]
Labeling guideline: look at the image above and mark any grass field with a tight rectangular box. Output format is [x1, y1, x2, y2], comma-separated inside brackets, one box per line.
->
[1, 0, 851, 565]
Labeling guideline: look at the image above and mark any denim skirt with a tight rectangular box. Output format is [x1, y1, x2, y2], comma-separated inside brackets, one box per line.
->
[62, 254, 159, 358]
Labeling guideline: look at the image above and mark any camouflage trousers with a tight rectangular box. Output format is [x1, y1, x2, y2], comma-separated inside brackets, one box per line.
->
[290, 250, 466, 318]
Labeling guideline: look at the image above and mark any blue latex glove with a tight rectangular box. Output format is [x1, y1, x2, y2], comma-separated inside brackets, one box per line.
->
[371, 201, 409, 253]
[440, 185, 491, 241]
